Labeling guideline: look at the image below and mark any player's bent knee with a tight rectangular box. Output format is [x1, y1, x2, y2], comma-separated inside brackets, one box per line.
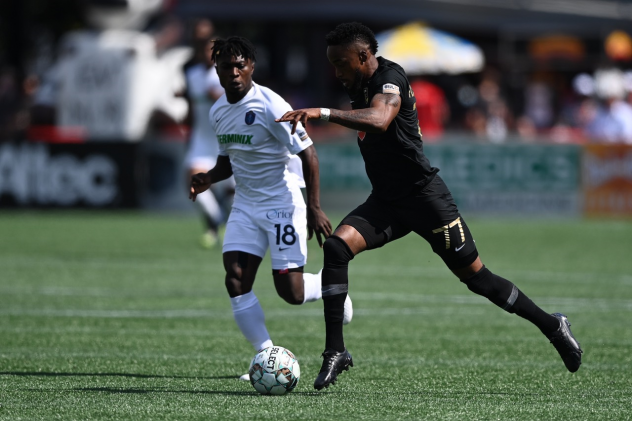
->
[225, 265, 240, 280]
[439, 249, 479, 271]
[281, 278, 304, 304]
[279, 291, 303, 305]
[323, 235, 355, 267]
[461, 266, 494, 296]
[225, 277, 246, 297]
[225, 278, 241, 296]
[461, 266, 517, 312]
[224, 269, 254, 297]
[273, 269, 304, 305]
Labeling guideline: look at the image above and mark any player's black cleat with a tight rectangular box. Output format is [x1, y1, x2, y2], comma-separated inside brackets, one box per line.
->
[313, 348, 353, 390]
[548, 313, 583, 373]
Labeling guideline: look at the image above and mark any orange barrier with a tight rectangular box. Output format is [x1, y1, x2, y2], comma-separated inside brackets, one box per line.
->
[583, 144, 632, 217]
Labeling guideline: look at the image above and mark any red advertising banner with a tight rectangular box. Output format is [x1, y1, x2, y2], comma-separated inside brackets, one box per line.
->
[583, 144, 632, 217]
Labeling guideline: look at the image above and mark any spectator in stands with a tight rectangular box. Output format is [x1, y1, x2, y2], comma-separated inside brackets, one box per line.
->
[462, 68, 513, 143]
[585, 68, 632, 144]
[410, 77, 449, 141]
[524, 78, 554, 130]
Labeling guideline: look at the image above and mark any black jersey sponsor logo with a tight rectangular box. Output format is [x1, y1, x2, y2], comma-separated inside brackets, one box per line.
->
[245, 110, 256, 125]
[363, 88, 369, 104]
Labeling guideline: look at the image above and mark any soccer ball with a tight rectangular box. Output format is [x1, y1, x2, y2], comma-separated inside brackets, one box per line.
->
[248, 346, 300, 395]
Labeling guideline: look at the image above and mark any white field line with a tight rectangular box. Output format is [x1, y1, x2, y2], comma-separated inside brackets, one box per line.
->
[0, 326, 245, 337]
[0, 350, 626, 371]
[0, 255, 194, 270]
[348, 265, 632, 286]
[2, 270, 632, 298]
[0, 286, 216, 297]
[0, 306, 485, 319]
[351, 292, 632, 310]
[2, 254, 632, 285]
[0, 308, 231, 318]
[5, 324, 631, 346]
[1, 291, 631, 319]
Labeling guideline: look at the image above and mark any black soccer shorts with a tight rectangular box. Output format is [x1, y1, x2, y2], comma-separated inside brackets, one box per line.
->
[340, 175, 479, 270]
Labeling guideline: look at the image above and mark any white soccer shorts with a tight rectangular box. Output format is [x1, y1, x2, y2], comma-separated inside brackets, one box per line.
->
[223, 202, 308, 270]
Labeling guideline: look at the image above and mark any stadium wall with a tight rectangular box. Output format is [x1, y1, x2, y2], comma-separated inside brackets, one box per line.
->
[316, 142, 582, 216]
[1, 139, 631, 217]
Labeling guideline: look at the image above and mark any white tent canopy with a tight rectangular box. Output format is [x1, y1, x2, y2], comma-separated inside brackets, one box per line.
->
[375, 22, 485, 75]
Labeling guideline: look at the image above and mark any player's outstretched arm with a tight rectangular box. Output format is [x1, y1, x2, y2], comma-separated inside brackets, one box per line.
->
[275, 93, 401, 135]
[297, 145, 332, 247]
[189, 155, 233, 202]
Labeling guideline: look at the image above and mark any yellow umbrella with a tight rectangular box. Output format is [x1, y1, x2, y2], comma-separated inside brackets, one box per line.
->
[375, 22, 484, 75]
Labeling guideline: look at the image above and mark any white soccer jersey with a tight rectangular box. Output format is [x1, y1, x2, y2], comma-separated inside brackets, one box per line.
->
[209, 82, 312, 207]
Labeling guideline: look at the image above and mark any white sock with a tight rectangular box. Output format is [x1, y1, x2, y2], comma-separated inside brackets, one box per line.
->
[196, 189, 222, 224]
[230, 291, 272, 351]
[302, 270, 322, 303]
[230, 291, 273, 351]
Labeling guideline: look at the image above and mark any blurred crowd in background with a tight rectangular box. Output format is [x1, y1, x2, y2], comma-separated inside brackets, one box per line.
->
[2, 0, 632, 145]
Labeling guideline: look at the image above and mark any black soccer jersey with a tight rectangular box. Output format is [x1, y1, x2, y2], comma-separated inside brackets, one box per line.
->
[350, 57, 438, 201]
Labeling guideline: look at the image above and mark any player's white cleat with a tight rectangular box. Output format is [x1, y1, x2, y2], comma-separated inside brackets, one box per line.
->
[343, 294, 353, 325]
[238, 373, 250, 381]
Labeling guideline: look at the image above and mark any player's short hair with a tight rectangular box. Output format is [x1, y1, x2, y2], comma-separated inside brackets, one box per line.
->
[212, 36, 257, 63]
[326, 22, 379, 55]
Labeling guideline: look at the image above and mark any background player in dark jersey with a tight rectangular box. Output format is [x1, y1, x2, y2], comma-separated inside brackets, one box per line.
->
[276, 22, 583, 391]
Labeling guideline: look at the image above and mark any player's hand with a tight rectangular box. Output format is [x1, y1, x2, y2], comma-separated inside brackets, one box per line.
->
[189, 172, 212, 202]
[307, 207, 332, 248]
[275, 108, 321, 135]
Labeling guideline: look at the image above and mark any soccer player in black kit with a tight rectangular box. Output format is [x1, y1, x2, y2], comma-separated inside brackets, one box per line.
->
[277, 22, 583, 390]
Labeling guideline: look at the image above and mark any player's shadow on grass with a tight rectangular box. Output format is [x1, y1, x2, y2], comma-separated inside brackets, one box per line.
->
[72, 387, 526, 397]
[5, 372, 324, 396]
[73, 387, 322, 396]
[75, 387, 258, 396]
[0, 371, 237, 380]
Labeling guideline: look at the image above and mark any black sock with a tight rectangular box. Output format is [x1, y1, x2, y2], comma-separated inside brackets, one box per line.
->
[321, 236, 354, 352]
[462, 266, 560, 335]
[323, 294, 346, 352]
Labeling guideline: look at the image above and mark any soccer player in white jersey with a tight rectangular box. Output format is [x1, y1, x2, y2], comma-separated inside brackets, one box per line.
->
[183, 38, 234, 248]
[189, 36, 353, 379]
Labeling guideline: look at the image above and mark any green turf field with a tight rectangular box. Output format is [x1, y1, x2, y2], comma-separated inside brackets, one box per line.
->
[1, 211, 631, 420]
